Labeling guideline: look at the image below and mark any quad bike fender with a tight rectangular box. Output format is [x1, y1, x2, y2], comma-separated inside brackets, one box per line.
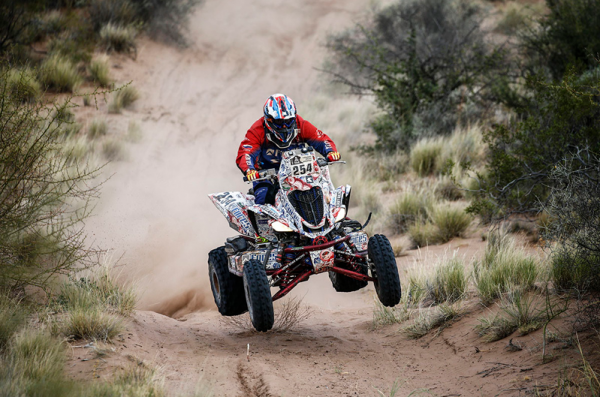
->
[208, 191, 257, 237]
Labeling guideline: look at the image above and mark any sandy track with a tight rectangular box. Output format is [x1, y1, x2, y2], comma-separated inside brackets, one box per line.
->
[75, 1, 581, 395]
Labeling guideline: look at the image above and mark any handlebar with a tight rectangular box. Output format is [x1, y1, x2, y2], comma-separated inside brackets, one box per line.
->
[243, 159, 346, 183]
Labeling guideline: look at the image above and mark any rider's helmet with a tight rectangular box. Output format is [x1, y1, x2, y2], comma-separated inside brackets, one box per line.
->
[263, 93, 298, 149]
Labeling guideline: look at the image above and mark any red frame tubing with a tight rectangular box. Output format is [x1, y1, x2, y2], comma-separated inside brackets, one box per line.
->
[283, 235, 350, 254]
[272, 271, 311, 301]
[329, 266, 374, 282]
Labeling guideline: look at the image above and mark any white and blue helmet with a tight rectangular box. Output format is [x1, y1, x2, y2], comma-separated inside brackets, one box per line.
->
[263, 93, 298, 149]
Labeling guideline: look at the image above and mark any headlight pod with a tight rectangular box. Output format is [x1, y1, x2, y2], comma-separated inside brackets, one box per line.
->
[334, 207, 346, 223]
[272, 221, 294, 232]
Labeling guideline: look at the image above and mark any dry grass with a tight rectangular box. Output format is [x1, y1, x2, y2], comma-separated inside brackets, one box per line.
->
[429, 203, 472, 243]
[372, 300, 411, 329]
[388, 190, 433, 234]
[109, 85, 140, 113]
[410, 138, 443, 176]
[401, 304, 462, 339]
[408, 222, 442, 247]
[87, 118, 108, 139]
[474, 233, 539, 304]
[39, 54, 82, 93]
[99, 23, 137, 54]
[7, 67, 42, 102]
[88, 54, 111, 87]
[221, 296, 311, 332]
[102, 138, 127, 161]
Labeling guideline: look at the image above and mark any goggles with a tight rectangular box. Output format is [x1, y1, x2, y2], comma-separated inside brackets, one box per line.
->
[270, 117, 296, 129]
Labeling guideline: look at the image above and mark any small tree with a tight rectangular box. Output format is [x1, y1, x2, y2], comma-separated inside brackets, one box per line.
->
[0, 68, 102, 291]
[325, 0, 512, 152]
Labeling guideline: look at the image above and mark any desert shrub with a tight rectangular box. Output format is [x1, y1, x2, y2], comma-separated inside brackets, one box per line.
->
[388, 191, 432, 234]
[541, 152, 600, 292]
[39, 54, 82, 93]
[410, 138, 443, 176]
[108, 84, 140, 113]
[99, 23, 137, 54]
[474, 235, 539, 304]
[430, 204, 472, 243]
[6, 67, 41, 102]
[88, 54, 111, 87]
[469, 70, 600, 220]
[523, 0, 600, 81]
[325, 0, 508, 152]
[0, 69, 100, 291]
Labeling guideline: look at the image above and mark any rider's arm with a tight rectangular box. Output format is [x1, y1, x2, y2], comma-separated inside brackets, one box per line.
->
[296, 115, 337, 157]
[236, 119, 265, 174]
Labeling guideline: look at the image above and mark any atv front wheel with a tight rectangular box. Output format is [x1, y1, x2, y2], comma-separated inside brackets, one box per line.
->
[208, 247, 247, 316]
[243, 259, 274, 332]
[368, 235, 401, 307]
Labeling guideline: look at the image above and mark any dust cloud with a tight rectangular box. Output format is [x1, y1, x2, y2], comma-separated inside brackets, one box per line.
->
[85, 0, 370, 316]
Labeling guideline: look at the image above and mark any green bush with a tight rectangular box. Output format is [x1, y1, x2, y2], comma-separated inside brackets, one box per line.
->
[0, 69, 99, 291]
[39, 54, 82, 93]
[469, 70, 600, 219]
[524, 0, 600, 81]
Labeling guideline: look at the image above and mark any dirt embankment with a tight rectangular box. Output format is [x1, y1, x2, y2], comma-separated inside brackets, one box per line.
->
[73, 1, 587, 395]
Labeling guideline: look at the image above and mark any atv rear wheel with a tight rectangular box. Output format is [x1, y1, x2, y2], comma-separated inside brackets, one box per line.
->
[329, 265, 368, 292]
[208, 247, 247, 316]
[243, 259, 274, 332]
[368, 235, 401, 307]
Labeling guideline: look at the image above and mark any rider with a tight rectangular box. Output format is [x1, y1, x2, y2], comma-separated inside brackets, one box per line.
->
[236, 93, 341, 205]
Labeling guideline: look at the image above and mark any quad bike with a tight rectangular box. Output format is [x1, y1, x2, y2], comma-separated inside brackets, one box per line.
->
[208, 145, 401, 332]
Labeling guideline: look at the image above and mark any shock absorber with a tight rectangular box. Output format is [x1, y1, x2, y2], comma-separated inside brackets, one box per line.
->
[282, 245, 295, 286]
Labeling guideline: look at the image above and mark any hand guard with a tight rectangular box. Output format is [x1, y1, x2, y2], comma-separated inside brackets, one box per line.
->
[246, 169, 259, 182]
[327, 151, 341, 162]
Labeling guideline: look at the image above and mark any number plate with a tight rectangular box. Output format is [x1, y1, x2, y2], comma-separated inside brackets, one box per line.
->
[291, 155, 314, 177]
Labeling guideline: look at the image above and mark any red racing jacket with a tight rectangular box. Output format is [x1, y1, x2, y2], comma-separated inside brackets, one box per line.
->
[236, 115, 338, 174]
